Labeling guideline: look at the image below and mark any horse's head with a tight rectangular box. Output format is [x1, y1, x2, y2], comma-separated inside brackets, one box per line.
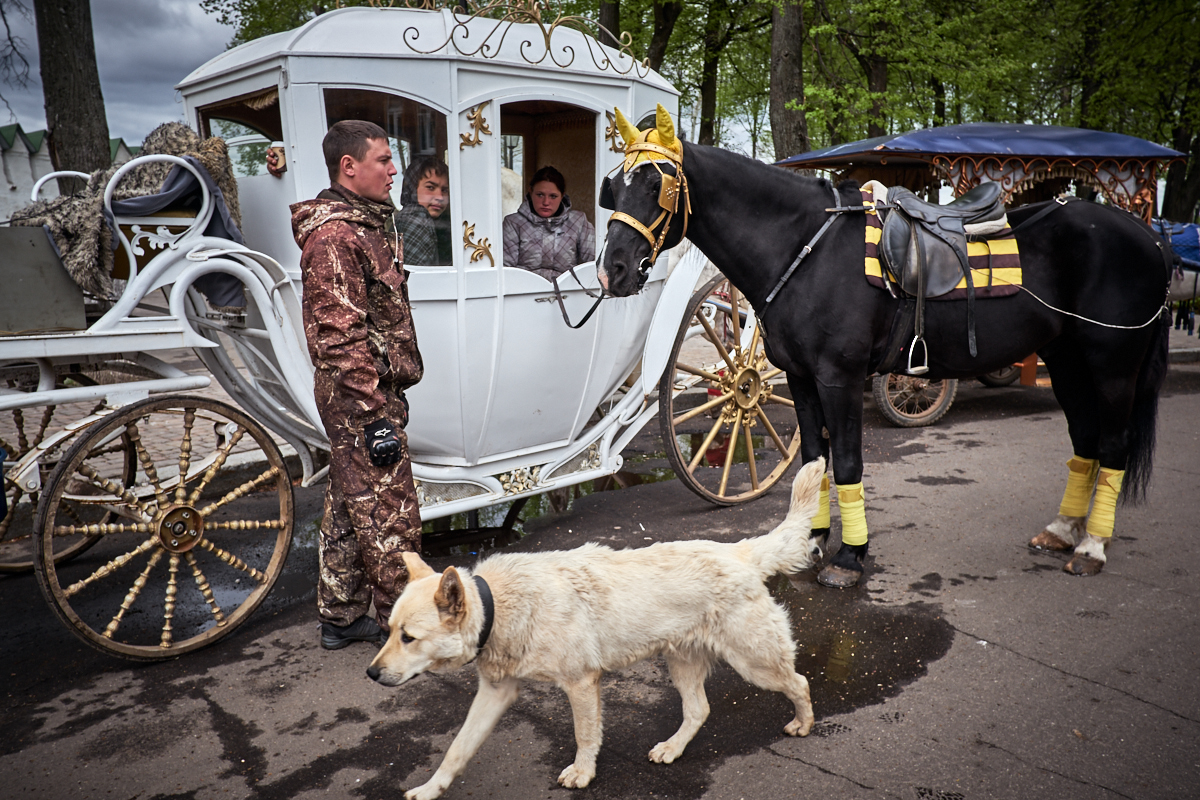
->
[598, 105, 689, 297]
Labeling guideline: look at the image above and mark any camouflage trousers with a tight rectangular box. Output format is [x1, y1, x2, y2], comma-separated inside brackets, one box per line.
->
[315, 380, 422, 629]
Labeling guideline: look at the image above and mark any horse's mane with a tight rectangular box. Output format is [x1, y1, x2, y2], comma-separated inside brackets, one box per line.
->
[682, 140, 856, 200]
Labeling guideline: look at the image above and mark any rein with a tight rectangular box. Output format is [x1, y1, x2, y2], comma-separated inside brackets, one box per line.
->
[757, 185, 872, 334]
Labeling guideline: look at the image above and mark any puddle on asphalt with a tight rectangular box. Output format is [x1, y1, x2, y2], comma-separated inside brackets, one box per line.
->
[770, 572, 954, 718]
[674, 431, 768, 469]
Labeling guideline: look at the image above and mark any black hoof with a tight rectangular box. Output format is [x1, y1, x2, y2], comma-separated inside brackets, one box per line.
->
[817, 542, 867, 588]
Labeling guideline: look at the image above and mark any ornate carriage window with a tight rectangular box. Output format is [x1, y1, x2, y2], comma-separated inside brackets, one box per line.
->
[199, 87, 284, 179]
[324, 88, 452, 266]
[499, 100, 598, 276]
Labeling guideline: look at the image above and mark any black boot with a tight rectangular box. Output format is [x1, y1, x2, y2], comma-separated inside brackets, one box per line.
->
[320, 615, 385, 650]
[817, 542, 868, 588]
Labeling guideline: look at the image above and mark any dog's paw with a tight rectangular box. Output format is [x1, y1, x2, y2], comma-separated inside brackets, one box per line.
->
[784, 715, 814, 737]
[648, 740, 684, 763]
[558, 763, 595, 789]
[406, 781, 447, 800]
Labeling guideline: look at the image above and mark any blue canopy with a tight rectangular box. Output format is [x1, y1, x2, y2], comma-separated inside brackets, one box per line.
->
[776, 123, 1183, 169]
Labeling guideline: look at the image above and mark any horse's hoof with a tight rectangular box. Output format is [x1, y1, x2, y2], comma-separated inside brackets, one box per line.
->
[817, 564, 862, 588]
[1064, 555, 1105, 576]
[1030, 529, 1074, 552]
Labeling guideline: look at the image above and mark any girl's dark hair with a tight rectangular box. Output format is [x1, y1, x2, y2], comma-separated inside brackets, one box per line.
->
[530, 165, 566, 194]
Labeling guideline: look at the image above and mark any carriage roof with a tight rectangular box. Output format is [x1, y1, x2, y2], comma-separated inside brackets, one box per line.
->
[176, 6, 676, 95]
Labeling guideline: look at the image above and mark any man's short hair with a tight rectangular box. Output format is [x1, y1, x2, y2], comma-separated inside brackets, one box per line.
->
[323, 120, 390, 182]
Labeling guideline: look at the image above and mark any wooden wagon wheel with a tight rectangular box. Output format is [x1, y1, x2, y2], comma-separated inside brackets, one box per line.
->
[872, 373, 958, 427]
[658, 276, 802, 506]
[34, 396, 294, 660]
[1, 374, 133, 573]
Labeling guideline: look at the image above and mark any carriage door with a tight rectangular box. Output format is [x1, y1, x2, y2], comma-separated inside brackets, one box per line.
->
[474, 100, 601, 461]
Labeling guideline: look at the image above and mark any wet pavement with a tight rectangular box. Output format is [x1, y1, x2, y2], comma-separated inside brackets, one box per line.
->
[2, 364, 1200, 800]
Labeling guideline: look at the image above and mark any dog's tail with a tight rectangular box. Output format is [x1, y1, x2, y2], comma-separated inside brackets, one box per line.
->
[741, 457, 826, 578]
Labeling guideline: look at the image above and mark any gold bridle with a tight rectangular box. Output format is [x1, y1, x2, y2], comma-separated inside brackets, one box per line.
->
[607, 138, 691, 285]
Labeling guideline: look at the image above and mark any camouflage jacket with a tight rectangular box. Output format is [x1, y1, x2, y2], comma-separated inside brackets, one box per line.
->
[291, 183, 423, 427]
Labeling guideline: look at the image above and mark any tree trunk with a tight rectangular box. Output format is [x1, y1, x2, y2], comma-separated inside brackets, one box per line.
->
[1162, 133, 1200, 222]
[598, 0, 620, 49]
[647, 0, 683, 72]
[35, 0, 110, 194]
[698, 14, 722, 146]
[769, 0, 807, 161]
[865, 53, 887, 137]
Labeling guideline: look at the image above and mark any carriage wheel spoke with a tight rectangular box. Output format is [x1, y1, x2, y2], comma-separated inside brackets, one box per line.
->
[54, 521, 153, 537]
[188, 423, 246, 505]
[196, 538, 267, 583]
[749, 324, 762, 362]
[687, 413, 728, 473]
[760, 367, 783, 382]
[14, 408, 29, 453]
[729, 286, 743, 358]
[174, 407, 197, 504]
[161, 554, 180, 648]
[674, 391, 733, 426]
[185, 552, 227, 627]
[0, 486, 24, 538]
[755, 408, 791, 456]
[197, 466, 281, 517]
[64, 537, 157, 598]
[75, 463, 154, 521]
[126, 421, 169, 509]
[34, 405, 56, 452]
[744, 419, 759, 490]
[205, 518, 286, 532]
[675, 361, 723, 383]
[103, 549, 163, 639]
[718, 410, 744, 496]
[765, 394, 795, 407]
[696, 310, 738, 373]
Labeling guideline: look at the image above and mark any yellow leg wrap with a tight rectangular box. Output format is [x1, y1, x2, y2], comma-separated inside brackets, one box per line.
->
[1058, 456, 1100, 517]
[837, 482, 869, 547]
[1085, 468, 1124, 539]
[813, 476, 831, 529]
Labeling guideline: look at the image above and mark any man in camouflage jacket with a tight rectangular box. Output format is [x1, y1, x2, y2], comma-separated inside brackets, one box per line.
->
[290, 120, 424, 649]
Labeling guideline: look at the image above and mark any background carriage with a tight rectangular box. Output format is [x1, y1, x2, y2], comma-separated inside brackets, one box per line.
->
[0, 5, 801, 660]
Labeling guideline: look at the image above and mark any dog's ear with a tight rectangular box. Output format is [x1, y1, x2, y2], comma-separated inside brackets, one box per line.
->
[434, 567, 468, 624]
[402, 551, 436, 581]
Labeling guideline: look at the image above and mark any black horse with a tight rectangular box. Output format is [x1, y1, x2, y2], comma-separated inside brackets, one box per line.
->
[600, 111, 1170, 587]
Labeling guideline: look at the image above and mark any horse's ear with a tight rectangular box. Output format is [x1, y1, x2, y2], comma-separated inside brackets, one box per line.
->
[655, 103, 676, 149]
[599, 175, 615, 210]
[614, 108, 639, 149]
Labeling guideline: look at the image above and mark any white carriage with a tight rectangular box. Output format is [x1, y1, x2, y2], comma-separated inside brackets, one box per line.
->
[0, 3, 799, 660]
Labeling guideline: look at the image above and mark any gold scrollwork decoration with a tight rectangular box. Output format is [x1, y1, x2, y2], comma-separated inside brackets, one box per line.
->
[460, 102, 492, 149]
[462, 220, 496, 268]
[345, 0, 650, 77]
[604, 111, 624, 153]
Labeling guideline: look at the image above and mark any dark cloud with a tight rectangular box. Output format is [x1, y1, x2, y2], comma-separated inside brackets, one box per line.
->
[1, 0, 233, 144]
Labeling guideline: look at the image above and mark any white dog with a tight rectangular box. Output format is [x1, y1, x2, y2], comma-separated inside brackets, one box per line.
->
[367, 457, 827, 800]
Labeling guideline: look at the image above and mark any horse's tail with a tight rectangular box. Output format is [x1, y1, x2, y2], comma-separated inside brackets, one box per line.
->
[1122, 308, 1171, 505]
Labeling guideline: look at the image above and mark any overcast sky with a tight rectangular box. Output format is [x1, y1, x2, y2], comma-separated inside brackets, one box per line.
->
[1, 0, 235, 144]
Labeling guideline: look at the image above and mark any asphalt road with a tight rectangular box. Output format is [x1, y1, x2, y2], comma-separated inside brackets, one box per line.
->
[2, 364, 1199, 800]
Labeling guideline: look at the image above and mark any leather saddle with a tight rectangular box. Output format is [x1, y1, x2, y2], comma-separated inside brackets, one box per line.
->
[876, 182, 1007, 372]
[880, 182, 1006, 298]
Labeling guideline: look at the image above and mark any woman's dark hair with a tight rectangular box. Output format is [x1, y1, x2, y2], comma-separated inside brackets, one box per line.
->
[400, 155, 449, 206]
[530, 165, 566, 194]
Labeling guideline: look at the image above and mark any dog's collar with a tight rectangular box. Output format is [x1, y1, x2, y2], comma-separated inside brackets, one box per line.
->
[473, 575, 495, 656]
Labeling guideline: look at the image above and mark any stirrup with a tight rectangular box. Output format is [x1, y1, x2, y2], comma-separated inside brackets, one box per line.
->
[906, 335, 929, 375]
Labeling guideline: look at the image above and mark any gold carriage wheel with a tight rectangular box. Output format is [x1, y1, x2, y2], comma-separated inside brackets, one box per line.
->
[0, 375, 130, 573]
[658, 275, 802, 506]
[33, 395, 294, 661]
[872, 373, 958, 428]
